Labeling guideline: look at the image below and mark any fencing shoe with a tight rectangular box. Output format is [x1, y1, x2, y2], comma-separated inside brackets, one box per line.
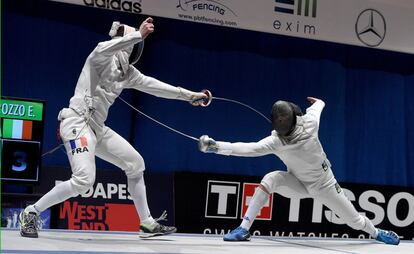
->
[223, 226, 251, 241]
[376, 229, 400, 245]
[19, 208, 39, 238]
[140, 211, 177, 237]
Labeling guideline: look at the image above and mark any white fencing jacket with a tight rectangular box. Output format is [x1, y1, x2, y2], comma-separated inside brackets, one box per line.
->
[216, 100, 335, 188]
[67, 31, 187, 129]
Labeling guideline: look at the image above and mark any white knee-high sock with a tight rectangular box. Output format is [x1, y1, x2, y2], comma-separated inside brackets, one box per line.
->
[362, 216, 378, 238]
[240, 187, 269, 230]
[127, 174, 155, 225]
[32, 180, 78, 213]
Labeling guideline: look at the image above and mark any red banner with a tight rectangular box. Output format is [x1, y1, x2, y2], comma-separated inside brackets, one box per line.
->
[59, 201, 140, 231]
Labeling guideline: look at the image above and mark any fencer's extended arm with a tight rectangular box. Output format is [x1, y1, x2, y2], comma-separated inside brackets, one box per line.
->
[127, 68, 206, 103]
[217, 139, 275, 156]
[199, 135, 276, 157]
[305, 99, 325, 126]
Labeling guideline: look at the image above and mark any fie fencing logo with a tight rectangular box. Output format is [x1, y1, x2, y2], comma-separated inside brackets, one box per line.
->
[177, 0, 237, 17]
[176, 0, 238, 27]
[274, 0, 317, 18]
[205, 180, 240, 219]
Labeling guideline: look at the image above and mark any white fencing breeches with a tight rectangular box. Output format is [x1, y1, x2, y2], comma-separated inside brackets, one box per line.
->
[261, 170, 375, 234]
[60, 114, 145, 194]
[32, 111, 152, 220]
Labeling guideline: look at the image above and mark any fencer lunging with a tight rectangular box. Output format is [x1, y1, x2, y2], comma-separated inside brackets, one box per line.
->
[199, 97, 399, 245]
[19, 17, 208, 238]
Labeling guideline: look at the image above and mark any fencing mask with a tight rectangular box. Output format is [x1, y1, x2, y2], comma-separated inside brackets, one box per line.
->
[271, 100, 303, 136]
[109, 21, 144, 65]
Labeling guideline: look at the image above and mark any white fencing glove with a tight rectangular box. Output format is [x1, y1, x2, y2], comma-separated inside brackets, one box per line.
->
[199, 135, 219, 153]
[178, 87, 209, 106]
[190, 93, 208, 106]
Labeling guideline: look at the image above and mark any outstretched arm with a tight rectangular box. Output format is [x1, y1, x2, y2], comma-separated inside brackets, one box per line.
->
[199, 135, 276, 157]
[127, 68, 208, 106]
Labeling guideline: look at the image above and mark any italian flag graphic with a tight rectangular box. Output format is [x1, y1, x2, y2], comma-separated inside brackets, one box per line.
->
[3, 119, 33, 140]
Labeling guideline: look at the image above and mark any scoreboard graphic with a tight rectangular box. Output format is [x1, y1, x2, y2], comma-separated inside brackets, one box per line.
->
[1, 98, 45, 182]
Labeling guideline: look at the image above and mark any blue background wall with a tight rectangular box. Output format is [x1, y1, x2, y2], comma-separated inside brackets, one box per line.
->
[3, 0, 414, 187]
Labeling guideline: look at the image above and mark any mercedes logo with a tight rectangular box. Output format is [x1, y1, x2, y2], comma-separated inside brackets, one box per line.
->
[355, 9, 386, 47]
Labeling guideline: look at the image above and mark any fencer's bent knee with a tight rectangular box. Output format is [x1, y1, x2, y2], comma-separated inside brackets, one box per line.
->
[124, 153, 145, 178]
[261, 171, 284, 193]
[127, 171, 144, 181]
[259, 184, 270, 194]
[70, 173, 96, 194]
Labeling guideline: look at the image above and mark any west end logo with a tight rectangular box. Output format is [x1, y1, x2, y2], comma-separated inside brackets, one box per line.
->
[355, 9, 386, 47]
[177, 0, 237, 16]
[274, 0, 317, 18]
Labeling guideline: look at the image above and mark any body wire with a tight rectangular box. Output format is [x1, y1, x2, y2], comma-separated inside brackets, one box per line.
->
[212, 97, 271, 123]
[118, 97, 199, 141]
[119, 95, 270, 142]
[42, 95, 270, 156]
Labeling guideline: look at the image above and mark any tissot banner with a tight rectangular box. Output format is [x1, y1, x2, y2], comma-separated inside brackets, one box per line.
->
[174, 172, 414, 240]
[49, 0, 414, 54]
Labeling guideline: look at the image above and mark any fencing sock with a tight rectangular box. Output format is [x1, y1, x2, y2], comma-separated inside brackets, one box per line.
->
[362, 217, 378, 238]
[240, 187, 269, 231]
[33, 180, 78, 213]
[127, 174, 156, 226]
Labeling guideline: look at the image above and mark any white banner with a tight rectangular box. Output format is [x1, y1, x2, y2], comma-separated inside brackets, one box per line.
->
[49, 0, 414, 54]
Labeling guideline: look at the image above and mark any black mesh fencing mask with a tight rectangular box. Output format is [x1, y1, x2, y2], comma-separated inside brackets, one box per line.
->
[129, 41, 144, 65]
[271, 100, 303, 136]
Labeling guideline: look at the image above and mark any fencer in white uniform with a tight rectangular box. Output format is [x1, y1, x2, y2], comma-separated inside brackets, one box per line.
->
[19, 17, 208, 238]
[199, 97, 400, 244]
